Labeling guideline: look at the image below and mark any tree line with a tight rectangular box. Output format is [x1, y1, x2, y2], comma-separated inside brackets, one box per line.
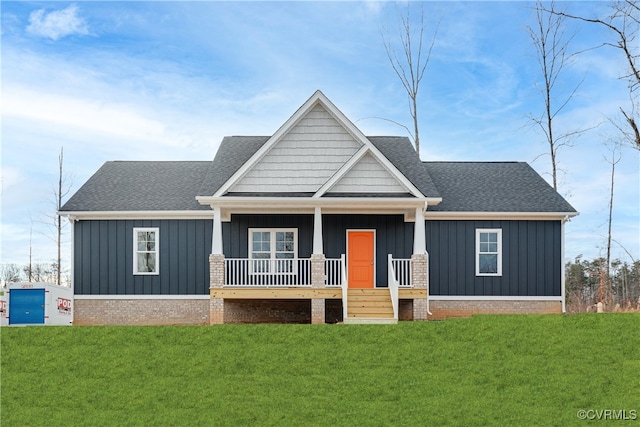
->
[0, 262, 70, 287]
[566, 256, 640, 312]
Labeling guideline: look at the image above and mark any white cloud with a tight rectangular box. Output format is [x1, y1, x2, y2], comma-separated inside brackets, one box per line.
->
[26, 4, 89, 41]
[3, 87, 168, 143]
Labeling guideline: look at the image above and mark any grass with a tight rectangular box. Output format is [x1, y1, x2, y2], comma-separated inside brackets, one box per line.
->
[1, 314, 639, 426]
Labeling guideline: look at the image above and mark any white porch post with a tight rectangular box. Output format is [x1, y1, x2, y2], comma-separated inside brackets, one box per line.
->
[210, 207, 225, 323]
[413, 206, 426, 255]
[412, 206, 429, 320]
[311, 207, 325, 323]
[313, 207, 323, 255]
[212, 207, 223, 255]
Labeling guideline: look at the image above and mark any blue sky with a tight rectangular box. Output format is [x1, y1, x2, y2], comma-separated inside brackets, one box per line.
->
[1, 1, 639, 271]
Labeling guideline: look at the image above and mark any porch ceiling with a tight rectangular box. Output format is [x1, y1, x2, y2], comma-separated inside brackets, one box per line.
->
[198, 197, 431, 222]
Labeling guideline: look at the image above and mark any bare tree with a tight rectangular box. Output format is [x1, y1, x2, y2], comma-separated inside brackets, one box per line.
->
[527, 1, 587, 191]
[43, 147, 72, 286]
[27, 215, 34, 282]
[547, 1, 640, 150]
[0, 264, 23, 285]
[599, 146, 622, 305]
[382, 4, 439, 156]
[56, 148, 64, 285]
[23, 263, 51, 283]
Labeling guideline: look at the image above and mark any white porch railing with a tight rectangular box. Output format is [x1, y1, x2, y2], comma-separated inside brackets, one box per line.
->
[388, 254, 399, 320]
[225, 258, 311, 287]
[325, 258, 343, 287]
[339, 255, 348, 320]
[391, 258, 412, 288]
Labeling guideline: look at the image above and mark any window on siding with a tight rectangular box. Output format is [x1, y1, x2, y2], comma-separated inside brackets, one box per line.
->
[476, 229, 502, 276]
[249, 229, 297, 274]
[134, 228, 159, 275]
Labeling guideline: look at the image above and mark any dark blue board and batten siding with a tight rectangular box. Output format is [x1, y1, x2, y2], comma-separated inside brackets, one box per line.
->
[224, 214, 414, 287]
[426, 220, 561, 297]
[74, 220, 212, 295]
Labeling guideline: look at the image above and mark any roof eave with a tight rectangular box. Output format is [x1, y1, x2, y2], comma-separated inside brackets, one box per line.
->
[58, 210, 215, 220]
[423, 211, 579, 220]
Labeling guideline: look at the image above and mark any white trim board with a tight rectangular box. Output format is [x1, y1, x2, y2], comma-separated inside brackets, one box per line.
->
[74, 295, 211, 300]
[60, 211, 215, 220]
[428, 296, 562, 301]
[424, 212, 578, 221]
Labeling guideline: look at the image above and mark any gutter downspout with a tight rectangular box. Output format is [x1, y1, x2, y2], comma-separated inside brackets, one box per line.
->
[561, 215, 570, 314]
[68, 216, 76, 291]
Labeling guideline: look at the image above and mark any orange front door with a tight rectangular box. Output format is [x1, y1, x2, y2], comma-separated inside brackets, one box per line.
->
[347, 231, 375, 288]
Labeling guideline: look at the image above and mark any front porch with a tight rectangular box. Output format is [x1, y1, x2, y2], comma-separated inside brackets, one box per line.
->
[202, 198, 433, 324]
[209, 254, 429, 324]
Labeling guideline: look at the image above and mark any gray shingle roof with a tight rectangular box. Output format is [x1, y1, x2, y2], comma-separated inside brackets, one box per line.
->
[61, 161, 212, 212]
[198, 136, 269, 197]
[61, 141, 576, 215]
[424, 161, 577, 213]
[368, 136, 440, 198]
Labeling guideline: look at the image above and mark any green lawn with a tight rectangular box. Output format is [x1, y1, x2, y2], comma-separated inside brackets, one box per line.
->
[2, 314, 639, 426]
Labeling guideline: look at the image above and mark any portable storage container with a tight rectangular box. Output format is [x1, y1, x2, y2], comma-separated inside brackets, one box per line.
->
[7, 283, 73, 326]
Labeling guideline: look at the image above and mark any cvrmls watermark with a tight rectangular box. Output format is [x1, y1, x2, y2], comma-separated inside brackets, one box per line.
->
[577, 409, 637, 421]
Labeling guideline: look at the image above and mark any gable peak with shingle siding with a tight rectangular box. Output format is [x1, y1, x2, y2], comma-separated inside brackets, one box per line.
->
[230, 104, 363, 193]
[197, 135, 441, 199]
[200, 91, 435, 199]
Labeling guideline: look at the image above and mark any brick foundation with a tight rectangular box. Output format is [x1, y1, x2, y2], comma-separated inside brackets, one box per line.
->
[428, 299, 562, 320]
[73, 298, 210, 326]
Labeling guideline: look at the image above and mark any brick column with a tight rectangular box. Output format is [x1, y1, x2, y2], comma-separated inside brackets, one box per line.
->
[209, 254, 225, 325]
[310, 254, 326, 324]
[209, 254, 225, 288]
[210, 298, 224, 325]
[411, 253, 429, 321]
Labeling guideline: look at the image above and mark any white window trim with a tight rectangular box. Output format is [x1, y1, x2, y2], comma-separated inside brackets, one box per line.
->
[133, 227, 159, 275]
[248, 228, 298, 275]
[475, 228, 502, 277]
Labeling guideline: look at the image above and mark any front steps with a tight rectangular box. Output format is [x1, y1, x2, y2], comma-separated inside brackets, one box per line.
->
[344, 288, 397, 324]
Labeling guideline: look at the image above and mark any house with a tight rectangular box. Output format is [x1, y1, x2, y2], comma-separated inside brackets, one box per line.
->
[60, 90, 578, 325]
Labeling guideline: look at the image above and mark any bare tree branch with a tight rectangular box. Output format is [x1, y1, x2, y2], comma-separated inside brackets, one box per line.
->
[544, 0, 640, 151]
[527, 1, 587, 191]
[356, 116, 415, 141]
[382, 4, 439, 156]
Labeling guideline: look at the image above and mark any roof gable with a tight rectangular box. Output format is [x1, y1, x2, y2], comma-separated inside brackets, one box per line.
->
[229, 103, 362, 193]
[322, 151, 411, 195]
[210, 90, 427, 198]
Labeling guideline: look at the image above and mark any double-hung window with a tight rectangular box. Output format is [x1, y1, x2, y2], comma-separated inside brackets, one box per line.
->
[476, 229, 502, 276]
[134, 228, 159, 275]
[249, 229, 297, 274]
